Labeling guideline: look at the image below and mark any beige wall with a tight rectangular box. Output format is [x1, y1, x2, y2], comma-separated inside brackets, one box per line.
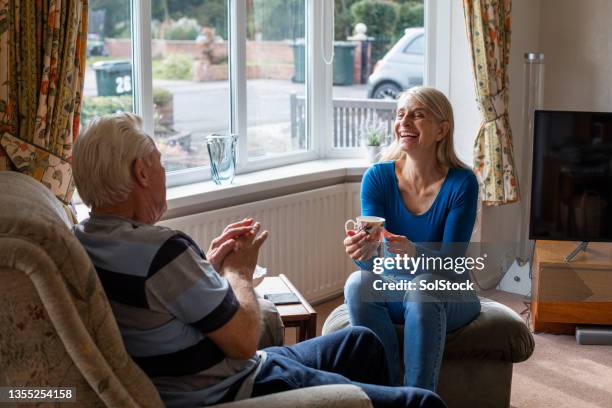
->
[541, 0, 612, 111]
[452, 0, 612, 258]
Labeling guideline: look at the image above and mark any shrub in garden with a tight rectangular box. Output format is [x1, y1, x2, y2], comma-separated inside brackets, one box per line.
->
[80, 95, 132, 125]
[350, 0, 398, 40]
[153, 54, 193, 80]
[350, 0, 399, 61]
[163, 17, 201, 41]
[153, 87, 173, 107]
[153, 87, 174, 128]
[397, 1, 424, 35]
[335, 0, 358, 40]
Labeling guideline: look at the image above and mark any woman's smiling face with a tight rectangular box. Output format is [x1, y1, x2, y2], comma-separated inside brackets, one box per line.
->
[394, 96, 448, 157]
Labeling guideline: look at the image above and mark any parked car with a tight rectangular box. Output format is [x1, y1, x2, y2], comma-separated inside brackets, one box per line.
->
[87, 33, 108, 57]
[367, 27, 424, 99]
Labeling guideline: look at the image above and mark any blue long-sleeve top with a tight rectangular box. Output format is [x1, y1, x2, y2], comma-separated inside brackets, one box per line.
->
[357, 161, 479, 277]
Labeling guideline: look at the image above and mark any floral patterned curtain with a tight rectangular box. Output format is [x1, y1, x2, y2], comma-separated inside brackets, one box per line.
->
[463, 0, 519, 206]
[0, 0, 88, 204]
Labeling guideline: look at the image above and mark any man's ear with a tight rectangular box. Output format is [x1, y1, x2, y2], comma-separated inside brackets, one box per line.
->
[132, 158, 150, 188]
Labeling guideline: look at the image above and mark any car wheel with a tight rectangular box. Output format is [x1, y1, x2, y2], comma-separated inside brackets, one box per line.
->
[371, 82, 402, 100]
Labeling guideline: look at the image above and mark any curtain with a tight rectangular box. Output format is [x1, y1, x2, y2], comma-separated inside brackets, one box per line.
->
[463, 0, 519, 206]
[0, 0, 88, 205]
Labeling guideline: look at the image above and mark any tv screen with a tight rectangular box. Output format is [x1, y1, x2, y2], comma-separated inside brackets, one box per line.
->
[529, 110, 612, 242]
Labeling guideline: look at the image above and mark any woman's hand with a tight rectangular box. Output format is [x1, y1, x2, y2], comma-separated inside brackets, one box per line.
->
[343, 230, 380, 261]
[385, 231, 416, 257]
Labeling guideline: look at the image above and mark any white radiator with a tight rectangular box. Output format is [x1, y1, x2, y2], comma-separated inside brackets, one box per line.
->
[159, 184, 362, 303]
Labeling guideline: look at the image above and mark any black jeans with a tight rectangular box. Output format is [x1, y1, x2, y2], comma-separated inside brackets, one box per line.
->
[254, 326, 446, 408]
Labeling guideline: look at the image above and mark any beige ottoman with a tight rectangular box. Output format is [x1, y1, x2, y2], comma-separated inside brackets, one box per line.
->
[322, 298, 534, 408]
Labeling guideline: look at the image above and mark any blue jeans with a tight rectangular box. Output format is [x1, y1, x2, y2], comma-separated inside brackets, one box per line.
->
[254, 327, 446, 408]
[344, 271, 481, 391]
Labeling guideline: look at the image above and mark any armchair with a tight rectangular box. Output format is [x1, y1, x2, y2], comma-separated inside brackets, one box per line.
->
[0, 171, 372, 408]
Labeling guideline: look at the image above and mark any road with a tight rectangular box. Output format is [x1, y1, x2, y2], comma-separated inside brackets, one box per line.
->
[84, 70, 368, 134]
[83, 71, 371, 170]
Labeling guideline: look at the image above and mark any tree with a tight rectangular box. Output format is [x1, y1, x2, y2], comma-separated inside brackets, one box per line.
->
[396, 0, 424, 38]
[90, 0, 131, 38]
[334, 0, 359, 40]
[152, 0, 228, 40]
[251, 0, 305, 41]
[350, 0, 398, 40]
[350, 0, 399, 61]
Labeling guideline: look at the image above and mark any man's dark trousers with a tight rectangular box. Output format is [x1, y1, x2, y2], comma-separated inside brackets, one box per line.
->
[253, 326, 447, 408]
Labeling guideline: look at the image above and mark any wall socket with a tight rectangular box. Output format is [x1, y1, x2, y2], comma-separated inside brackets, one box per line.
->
[498, 259, 531, 297]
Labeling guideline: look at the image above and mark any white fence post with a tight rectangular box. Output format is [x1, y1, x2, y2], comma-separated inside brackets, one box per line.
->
[290, 96, 397, 148]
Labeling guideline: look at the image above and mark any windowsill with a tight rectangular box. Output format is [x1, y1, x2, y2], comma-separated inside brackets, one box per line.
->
[76, 159, 369, 222]
[163, 159, 369, 219]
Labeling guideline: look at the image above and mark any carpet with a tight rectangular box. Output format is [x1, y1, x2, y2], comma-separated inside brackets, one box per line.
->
[482, 290, 612, 408]
[312, 291, 612, 408]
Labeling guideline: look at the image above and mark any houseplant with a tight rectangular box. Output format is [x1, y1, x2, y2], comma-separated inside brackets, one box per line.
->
[360, 119, 387, 163]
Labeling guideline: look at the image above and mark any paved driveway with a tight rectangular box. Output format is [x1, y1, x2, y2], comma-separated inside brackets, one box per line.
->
[83, 71, 370, 171]
[84, 69, 368, 133]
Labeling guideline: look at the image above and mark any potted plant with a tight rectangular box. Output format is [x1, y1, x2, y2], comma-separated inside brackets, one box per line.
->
[153, 87, 192, 155]
[153, 87, 174, 127]
[360, 119, 387, 163]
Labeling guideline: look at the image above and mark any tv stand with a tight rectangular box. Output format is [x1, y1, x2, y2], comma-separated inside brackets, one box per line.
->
[564, 241, 588, 263]
[531, 240, 612, 334]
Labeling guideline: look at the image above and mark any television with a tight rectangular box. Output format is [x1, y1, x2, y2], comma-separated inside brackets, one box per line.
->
[529, 110, 612, 242]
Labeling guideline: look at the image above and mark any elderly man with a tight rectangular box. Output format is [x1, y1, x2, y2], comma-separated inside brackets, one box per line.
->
[71, 113, 446, 408]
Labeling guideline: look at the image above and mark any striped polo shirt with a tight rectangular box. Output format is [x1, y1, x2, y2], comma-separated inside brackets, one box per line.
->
[74, 214, 263, 407]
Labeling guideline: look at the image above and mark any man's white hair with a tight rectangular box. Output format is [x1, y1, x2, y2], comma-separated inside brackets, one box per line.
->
[72, 113, 157, 208]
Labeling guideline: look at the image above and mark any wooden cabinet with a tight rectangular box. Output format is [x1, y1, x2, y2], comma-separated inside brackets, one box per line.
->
[531, 240, 612, 334]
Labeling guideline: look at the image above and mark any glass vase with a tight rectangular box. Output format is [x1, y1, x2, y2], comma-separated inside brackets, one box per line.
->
[206, 133, 238, 185]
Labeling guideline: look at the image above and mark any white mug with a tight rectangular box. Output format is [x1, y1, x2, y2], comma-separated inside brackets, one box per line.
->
[345, 215, 385, 241]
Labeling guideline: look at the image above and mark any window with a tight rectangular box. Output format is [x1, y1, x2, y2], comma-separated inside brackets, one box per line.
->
[403, 35, 424, 55]
[245, 0, 307, 160]
[150, 5, 229, 172]
[83, 0, 309, 183]
[83, 1, 134, 126]
[330, 0, 425, 152]
[82, 1, 435, 187]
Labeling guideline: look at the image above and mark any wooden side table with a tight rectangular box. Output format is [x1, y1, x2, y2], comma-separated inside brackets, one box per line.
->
[531, 240, 612, 334]
[256, 274, 317, 341]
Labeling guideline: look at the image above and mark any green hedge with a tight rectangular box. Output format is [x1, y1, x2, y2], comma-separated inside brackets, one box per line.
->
[81, 95, 132, 125]
[397, 1, 424, 34]
[350, 0, 398, 40]
[163, 17, 201, 40]
[153, 87, 173, 107]
[153, 54, 193, 80]
[351, 0, 399, 62]
[81, 87, 172, 125]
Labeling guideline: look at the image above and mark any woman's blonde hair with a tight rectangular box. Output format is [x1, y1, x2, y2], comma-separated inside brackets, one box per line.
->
[379, 86, 466, 168]
[72, 113, 157, 208]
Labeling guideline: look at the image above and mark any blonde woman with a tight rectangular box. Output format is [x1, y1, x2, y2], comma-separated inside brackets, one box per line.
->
[343, 86, 481, 391]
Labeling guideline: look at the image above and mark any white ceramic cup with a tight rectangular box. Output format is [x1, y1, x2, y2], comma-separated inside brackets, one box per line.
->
[344, 215, 386, 241]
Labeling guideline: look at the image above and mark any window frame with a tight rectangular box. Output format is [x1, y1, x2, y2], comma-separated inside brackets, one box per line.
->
[403, 34, 424, 55]
[122, 0, 447, 188]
